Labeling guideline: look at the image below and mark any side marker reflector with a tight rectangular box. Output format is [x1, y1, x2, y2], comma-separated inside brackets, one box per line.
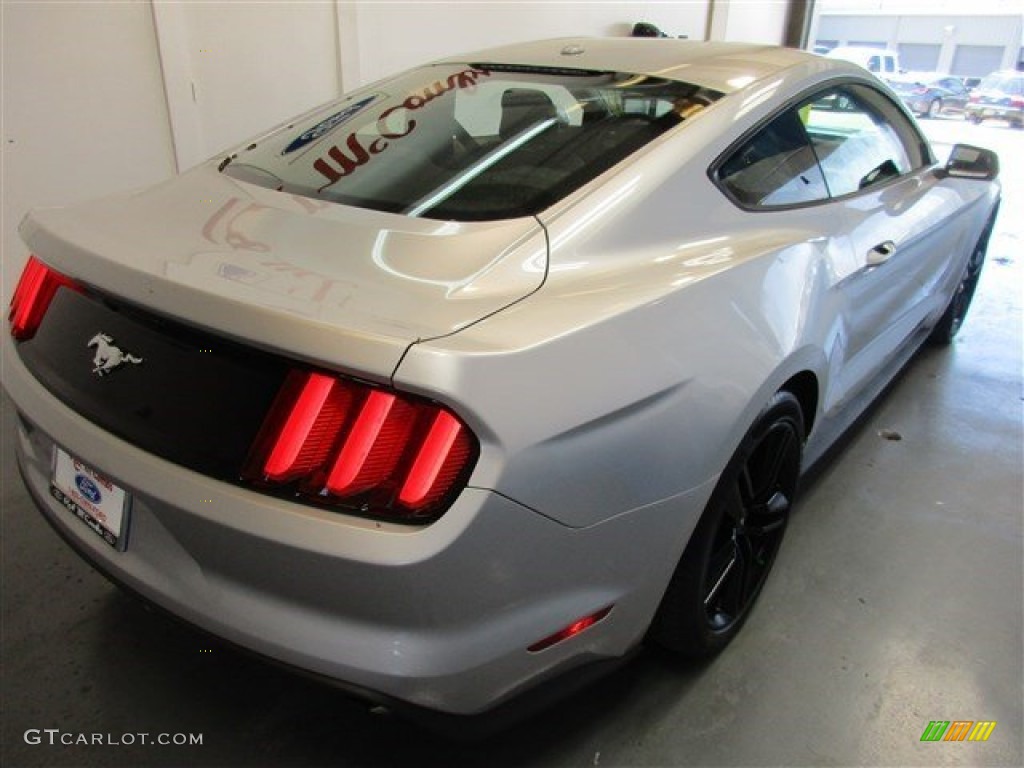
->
[528, 606, 613, 653]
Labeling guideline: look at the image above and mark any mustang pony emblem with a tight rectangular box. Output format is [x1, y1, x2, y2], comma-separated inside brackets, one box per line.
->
[88, 333, 143, 377]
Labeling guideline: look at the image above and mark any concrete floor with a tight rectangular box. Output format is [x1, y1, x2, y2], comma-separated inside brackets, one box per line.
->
[2, 121, 1021, 768]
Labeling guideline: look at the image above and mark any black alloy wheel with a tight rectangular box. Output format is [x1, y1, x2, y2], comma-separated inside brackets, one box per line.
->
[648, 391, 804, 657]
[702, 413, 800, 633]
[930, 212, 996, 344]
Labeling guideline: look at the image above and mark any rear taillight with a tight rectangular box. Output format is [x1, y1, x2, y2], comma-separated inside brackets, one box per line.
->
[9, 256, 83, 340]
[1011, 96, 1024, 108]
[244, 370, 477, 520]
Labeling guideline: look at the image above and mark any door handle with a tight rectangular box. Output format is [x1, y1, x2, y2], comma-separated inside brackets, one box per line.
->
[867, 240, 896, 267]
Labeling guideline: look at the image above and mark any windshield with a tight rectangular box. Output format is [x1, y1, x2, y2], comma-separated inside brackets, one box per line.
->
[221, 63, 721, 221]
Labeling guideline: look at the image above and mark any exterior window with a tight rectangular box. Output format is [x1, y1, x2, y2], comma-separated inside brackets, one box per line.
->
[942, 78, 966, 96]
[803, 86, 916, 197]
[717, 109, 829, 207]
[220, 64, 721, 221]
[715, 82, 928, 210]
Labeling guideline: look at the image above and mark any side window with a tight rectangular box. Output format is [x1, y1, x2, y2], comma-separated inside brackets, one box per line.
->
[883, 56, 895, 74]
[802, 85, 916, 197]
[717, 109, 829, 207]
[867, 56, 880, 72]
[943, 78, 965, 95]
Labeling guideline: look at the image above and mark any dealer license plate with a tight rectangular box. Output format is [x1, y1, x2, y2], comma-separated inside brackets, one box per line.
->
[50, 447, 130, 550]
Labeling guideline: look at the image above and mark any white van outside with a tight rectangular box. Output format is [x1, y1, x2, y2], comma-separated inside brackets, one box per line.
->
[825, 46, 900, 76]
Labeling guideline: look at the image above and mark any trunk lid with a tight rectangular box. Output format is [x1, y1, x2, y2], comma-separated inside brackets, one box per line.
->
[20, 163, 547, 378]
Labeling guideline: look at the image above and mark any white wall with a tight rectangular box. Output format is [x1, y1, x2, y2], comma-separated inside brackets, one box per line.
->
[707, 0, 791, 45]
[338, 0, 711, 89]
[154, 1, 342, 169]
[1, 0, 176, 304]
[2, 0, 789, 316]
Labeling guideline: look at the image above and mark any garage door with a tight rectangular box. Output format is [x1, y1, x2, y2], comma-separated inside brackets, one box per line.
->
[899, 43, 940, 72]
[952, 45, 1005, 77]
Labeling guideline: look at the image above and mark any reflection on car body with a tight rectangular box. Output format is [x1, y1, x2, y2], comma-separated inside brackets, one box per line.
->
[5, 38, 1001, 720]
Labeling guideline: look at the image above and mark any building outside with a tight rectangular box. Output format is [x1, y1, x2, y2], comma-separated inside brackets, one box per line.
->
[811, 0, 1024, 76]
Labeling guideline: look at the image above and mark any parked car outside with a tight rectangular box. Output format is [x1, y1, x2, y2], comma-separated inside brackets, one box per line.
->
[966, 70, 1024, 128]
[887, 72, 971, 118]
[5, 38, 1001, 719]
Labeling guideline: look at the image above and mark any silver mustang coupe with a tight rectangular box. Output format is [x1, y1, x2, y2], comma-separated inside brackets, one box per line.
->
[5, 39, 1000, 717]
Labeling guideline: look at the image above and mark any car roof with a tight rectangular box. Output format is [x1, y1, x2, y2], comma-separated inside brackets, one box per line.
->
[432, 38, 829, 94]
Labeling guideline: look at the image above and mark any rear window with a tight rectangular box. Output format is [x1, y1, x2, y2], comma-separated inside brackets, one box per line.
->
[221, 63, 721, 221]
[888, 80, 920, 94]
[978, 73, 1023, 95]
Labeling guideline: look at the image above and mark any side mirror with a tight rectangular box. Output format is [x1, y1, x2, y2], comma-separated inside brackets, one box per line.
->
[943, 144, 999, 180]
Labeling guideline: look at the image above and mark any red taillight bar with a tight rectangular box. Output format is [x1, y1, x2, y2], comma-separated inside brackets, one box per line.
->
[262, 372, 338, 481]
[398, 411, 465, 507]
[9, 256, 83, 340]
[245, 370, 477, 520]
[326, 390, 396, 495]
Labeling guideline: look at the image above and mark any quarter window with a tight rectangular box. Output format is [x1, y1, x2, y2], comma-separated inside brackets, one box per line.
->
[804, 86, 914, 197]
[717, 109, 829, 207]
[716, 82, 928, 209]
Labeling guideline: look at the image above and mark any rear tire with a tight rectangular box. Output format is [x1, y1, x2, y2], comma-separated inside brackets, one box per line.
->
[648, 392, 804, 657]
[926, 99, 942, 119]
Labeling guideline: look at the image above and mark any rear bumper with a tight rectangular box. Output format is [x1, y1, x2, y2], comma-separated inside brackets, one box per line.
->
[966, 104, 1023, 121]
[3, 336, 711, 714]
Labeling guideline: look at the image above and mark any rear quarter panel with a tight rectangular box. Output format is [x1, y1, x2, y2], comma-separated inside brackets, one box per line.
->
[394, 162, 839, 529]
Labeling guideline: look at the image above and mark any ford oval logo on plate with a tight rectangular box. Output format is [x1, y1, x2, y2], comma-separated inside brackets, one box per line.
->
[75, 474, 102, 504]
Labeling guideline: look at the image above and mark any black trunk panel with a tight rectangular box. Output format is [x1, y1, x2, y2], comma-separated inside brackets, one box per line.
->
[15, 286, 289, 479]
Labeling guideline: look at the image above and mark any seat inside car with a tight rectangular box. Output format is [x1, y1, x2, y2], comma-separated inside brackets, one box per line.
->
[499, 89, 559, 138]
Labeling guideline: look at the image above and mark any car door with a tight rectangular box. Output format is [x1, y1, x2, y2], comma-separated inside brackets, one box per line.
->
[803, 84, 967, 401]
[714, 84, 970, 411]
